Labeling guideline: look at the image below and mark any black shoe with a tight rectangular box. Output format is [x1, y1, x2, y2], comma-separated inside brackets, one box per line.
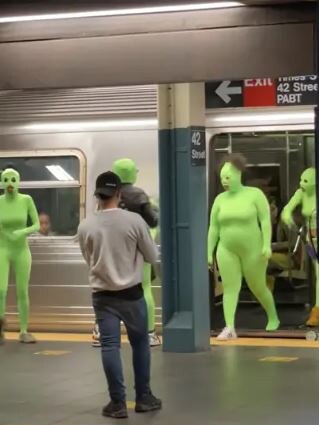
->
[135, 392, 162, 413]
[102, 401, 128, 419]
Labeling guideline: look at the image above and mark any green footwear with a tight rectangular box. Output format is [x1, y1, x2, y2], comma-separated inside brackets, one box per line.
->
[266, 318, 280, 331]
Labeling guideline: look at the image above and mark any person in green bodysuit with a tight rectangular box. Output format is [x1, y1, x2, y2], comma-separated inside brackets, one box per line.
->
[207, 154, 280, 340]
[0, 168, 40, 344]
[282, 167, 319, 326]
[114, 159, 160, 347]
[91, 159, 160, 347]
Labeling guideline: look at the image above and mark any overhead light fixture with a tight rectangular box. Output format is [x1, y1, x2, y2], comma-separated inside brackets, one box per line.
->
[0, 2, 243, 23]
[212, 111, 315, 124]
[25, 118, 158, 132]
[46, 165, 74, 181]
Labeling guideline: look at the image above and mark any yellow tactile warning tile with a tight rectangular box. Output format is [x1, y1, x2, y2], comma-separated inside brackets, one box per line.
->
[259, 356, 298, 362]
[127, 401, 136, 410]
[211, 337, 319, 348]
[5, 332, 129, 343]
[34, 350, 71, 356]
[5, 332, 91, 342]
[4, 333, 319, 348]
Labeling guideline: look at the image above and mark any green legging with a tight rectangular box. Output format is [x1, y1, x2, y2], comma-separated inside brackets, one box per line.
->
[143, 263, 156, 332]
[208, 159, 279, 331]
[143, 226, 157, 332]
[216, 244, 278, 329]
[0, 169, 39, 333]
[0, 246, 31, 333]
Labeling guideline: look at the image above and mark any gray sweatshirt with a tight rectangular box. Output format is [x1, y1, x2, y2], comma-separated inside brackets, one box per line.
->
[77, 208, 158, 292]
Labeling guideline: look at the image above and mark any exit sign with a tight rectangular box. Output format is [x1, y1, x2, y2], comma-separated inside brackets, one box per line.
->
[205, 75, 318, 108]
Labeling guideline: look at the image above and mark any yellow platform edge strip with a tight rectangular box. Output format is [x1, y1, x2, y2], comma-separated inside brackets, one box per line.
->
[4, 333, 319, 348]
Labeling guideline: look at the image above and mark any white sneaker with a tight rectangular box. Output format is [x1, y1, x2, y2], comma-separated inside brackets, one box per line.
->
[217, 327, 237, 340]
[92, 323, 101, 347]
[19, 332, 37, 344]
[149, 332, 161, 347]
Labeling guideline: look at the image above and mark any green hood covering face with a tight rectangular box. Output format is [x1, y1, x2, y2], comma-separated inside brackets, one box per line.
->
[1, 168, 20, 195]
[220, 162, 242, 193]
[113, 158, 138, 184]
[300, 167, 316, 195]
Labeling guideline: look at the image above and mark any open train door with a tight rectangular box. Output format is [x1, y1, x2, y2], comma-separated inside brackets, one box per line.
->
[206, 77, 316, 338]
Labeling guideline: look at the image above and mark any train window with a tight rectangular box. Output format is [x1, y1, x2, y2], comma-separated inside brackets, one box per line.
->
[211, 131, 314, 205]
[244, 164, 281, 210]
[210, 132, 288, 207]
[0, 153, 84, 237]
[304, 134, 315, 168]
[0, 156, 79, 182]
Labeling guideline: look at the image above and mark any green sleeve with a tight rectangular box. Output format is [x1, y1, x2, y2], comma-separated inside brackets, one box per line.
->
[150, 227, 157, 240]
[18, 196, 40, 236]
[207, 196, 220, 265]
[254, 189, 272, 255]
[282, 189, 302, 227]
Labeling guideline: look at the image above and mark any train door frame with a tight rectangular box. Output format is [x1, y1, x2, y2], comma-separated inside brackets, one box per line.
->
[205, 106, 315, 336]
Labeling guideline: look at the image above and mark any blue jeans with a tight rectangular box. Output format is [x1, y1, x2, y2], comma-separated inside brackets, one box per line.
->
[93, 293, 150, 403]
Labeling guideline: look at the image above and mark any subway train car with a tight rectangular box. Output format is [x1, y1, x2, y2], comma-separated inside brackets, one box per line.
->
[1, 85, 159, 332]
[0, 85, 315, 333]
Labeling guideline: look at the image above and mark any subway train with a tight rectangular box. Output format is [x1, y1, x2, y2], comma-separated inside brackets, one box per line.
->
[0, 84, 314, 333]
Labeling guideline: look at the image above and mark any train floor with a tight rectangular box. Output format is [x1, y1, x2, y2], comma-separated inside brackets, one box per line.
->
[1, 334, 319, 425]
[212, 303, 310, 332]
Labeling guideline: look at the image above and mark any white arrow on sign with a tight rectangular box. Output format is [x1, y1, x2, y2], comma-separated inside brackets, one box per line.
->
[215, 80, 242, 104]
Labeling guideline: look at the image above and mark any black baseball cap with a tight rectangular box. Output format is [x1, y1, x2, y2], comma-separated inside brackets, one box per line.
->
[94, 171, 121, 198]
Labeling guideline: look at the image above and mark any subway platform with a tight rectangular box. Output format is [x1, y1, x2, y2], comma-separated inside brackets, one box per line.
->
[1, 334, 319, 425]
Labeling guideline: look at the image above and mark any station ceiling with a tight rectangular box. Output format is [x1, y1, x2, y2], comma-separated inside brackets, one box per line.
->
[0, 0, 315, 89]
[0, 0, 314, 16]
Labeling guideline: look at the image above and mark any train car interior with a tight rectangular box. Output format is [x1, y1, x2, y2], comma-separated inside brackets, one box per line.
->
[208, 119, 315, 335]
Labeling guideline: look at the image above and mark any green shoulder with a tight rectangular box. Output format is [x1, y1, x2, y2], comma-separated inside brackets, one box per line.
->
[293, 188, 303, 201]
[246, 186, 267, 199]
[246, 185, 263, 194]
[19, 193, 34, 206]
[20, 193, 32, 201]
[214, 192, 227, 203]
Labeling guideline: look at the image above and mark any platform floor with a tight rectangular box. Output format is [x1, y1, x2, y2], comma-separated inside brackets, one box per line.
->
[1, 336, 319, 425]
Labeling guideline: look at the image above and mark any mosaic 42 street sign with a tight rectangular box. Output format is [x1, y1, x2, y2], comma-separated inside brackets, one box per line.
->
[205, 75, 318, 108]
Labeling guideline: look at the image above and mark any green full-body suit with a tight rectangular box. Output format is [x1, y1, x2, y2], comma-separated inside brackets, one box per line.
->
[113, 159, 158, 333]
[0, 169, 40, 341]
[207, 162, 280, 333]
[142, 226, 158, 332]
[282, 167, 319, 326]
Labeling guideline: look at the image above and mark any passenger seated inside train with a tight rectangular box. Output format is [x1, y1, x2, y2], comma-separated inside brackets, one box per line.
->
[267, 206, 302, 292]
[242, 178, 303, 293]
[35, 213, 55, 236]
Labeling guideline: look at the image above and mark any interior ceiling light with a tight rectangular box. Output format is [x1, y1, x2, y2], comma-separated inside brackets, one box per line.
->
[213, 111, 315, 123]
[25, 118, 158, 131]
[46, 165, 74, 181]
[0, 2, 243, 23]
